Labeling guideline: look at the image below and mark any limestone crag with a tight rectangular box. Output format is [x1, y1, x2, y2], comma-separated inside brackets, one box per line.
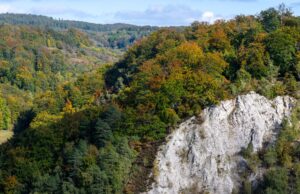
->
[146, 92, 295, 194]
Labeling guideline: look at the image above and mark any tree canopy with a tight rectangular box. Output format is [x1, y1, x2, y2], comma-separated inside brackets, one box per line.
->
[0, 4, 299, 194]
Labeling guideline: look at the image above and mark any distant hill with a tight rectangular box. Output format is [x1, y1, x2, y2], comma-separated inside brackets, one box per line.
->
[0, 13, 156, 32]
[0, 13, 159, 49]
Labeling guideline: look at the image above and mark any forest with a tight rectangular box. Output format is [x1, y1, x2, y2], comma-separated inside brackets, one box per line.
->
[0, 14, 158, 49]
[0, 4, 299, 194]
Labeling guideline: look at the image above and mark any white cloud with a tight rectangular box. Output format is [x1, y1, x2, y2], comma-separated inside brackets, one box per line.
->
[0, 4, 13, 13]
[30, 6, 95, 19]
[114, 5, 225, 26]
[0, 3, 26, 14]
[186, 11, 223, 24]
[202, 11, 214, 21]
[201, 11, 223, 23]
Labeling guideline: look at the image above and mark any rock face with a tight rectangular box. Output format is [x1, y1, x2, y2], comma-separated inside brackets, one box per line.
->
[146, 92, 295, 194]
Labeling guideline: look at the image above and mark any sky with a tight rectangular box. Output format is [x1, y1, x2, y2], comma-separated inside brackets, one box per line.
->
[0, 0, 299, 26]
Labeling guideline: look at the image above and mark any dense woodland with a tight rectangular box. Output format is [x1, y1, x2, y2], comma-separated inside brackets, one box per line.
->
[0, 5, 299, 194]
[0, 24, 122, 132]
[0, 14, 158, 49]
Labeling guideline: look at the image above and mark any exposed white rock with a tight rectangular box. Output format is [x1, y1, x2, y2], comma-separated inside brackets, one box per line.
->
[146, 92, 295, 194]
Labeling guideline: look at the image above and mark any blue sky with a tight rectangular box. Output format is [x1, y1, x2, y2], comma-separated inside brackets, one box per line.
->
[0, 0, 299, 26]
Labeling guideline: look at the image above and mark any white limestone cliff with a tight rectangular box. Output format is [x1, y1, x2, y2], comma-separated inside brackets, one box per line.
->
[146, 92, 295, 194]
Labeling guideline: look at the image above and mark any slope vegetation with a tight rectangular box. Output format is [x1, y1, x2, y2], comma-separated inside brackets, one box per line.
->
[0, 5, 299, 194]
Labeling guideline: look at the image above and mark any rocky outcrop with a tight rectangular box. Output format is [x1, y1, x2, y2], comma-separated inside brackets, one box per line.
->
[146, 92, 295, 194]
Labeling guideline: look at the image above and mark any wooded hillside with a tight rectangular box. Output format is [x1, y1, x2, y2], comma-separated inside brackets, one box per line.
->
[0, 5, 299, 193]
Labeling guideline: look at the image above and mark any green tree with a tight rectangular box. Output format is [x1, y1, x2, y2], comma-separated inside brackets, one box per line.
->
[259, 8, 281, 32]
[0, 96, 11, 130]
[264, 168, 289, 193]
[265, 30, 296, 75]
[93, 119, 112, 148]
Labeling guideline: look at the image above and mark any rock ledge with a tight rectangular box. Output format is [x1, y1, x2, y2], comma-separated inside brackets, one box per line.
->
[146, 92, 295, 194]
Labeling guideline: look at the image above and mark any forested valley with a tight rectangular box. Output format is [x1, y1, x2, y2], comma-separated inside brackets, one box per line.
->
[0, 5, 299, 194]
